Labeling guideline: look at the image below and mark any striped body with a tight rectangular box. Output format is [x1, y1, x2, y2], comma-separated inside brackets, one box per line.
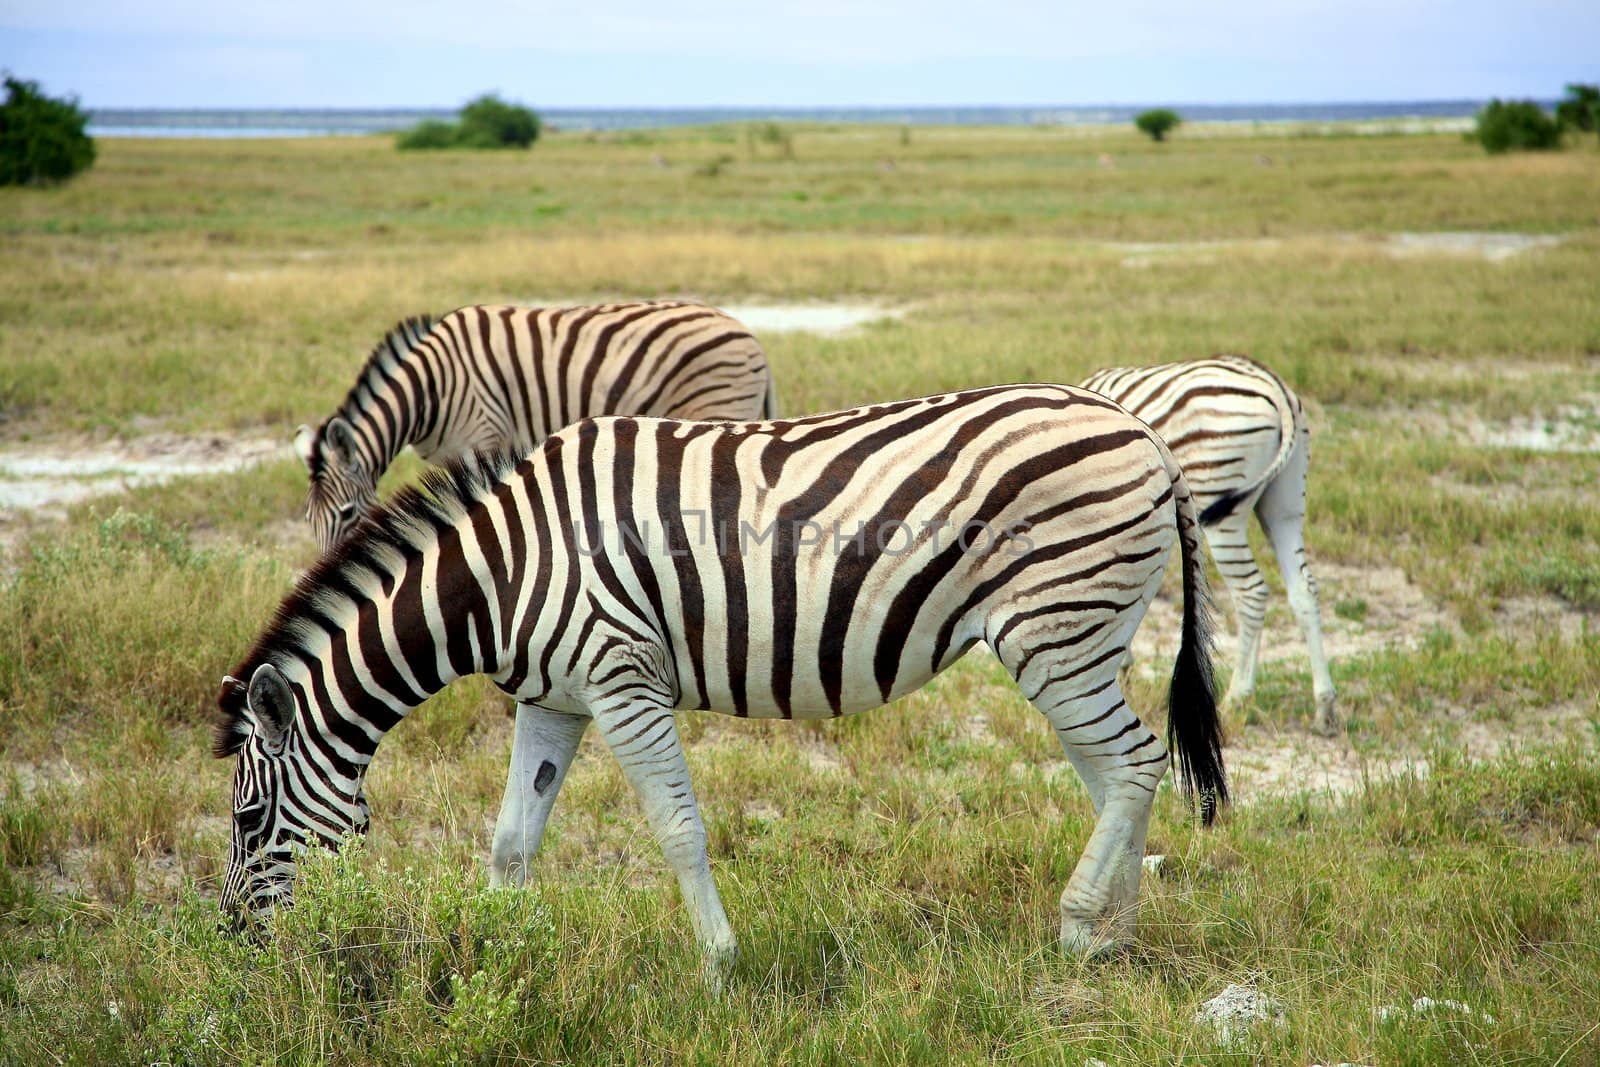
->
[1082, 355, 1337, 732]
[296, 301, 774, 551]
[217, 385, 1226, 979]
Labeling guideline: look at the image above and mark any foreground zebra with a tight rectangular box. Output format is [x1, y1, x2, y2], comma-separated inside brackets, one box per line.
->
[295, 301, 774, 551]
[1081, 355, 1338, 734]
[216, 385, 1227, 982]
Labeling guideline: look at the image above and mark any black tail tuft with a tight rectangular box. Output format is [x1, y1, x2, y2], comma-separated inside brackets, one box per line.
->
[1198, 491, 1247, 527]
[1169, 531, 1229, 823]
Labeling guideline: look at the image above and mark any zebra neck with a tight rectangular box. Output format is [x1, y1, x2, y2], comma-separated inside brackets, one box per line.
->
[337, 356, 439, 475]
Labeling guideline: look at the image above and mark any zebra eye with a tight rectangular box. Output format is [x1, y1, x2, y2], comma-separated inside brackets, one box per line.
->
[337, 503, 358, 519]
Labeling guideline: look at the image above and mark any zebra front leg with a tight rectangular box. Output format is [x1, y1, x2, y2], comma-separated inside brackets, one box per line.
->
[1256, 444, 1339, 735]
[490, 704, 590, 888]
[597, 702, 738, 991]
[1202, 510, 1270, 708]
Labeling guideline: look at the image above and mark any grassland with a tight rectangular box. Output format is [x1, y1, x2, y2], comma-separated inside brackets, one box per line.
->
[1, 124, 1598, 1065]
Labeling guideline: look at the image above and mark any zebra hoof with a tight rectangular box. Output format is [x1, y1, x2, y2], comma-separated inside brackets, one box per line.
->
[702, 939, 740, 996]
[1310, 695, 1341, 738]
[1060, 915, 1129, 960]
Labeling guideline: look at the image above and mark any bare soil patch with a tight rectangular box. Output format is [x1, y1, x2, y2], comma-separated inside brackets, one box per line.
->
[0, 434, 287, 518]
[0, 432, 289, 571]
[1225, 699, 1594, 803]
[720, 302, 906, 336]
[1110, 231, 1567, 269]
[1128, 561, 1455, 684]
[1467, 398, 1600, 453]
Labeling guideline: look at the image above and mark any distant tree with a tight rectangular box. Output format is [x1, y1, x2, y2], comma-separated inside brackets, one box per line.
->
[1472, 98, 1562, 154]
[0, 75, 96, 186]
[1134, 108, 1182, 143]
[457, 94, 541, 148]
[396, 93, 540, 151]
[1555, 84, 1599, 143]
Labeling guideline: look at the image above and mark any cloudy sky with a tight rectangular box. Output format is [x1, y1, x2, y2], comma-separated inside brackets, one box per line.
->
[4, 1, 1597, 109]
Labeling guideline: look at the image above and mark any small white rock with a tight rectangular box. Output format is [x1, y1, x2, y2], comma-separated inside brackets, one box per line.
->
[1195, 982, 1286, 1045]
[1141, 853, 1166, 877]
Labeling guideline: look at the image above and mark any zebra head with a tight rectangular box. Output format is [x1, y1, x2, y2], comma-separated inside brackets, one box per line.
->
[296, 416, 378, 553]
[216, 663, 370, 934]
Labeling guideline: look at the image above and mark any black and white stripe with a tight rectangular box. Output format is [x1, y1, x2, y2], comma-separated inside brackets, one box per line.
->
[1082, 354, 1337, 733]
[216, 385, 1226, 978]
[294, 301, 775, 551]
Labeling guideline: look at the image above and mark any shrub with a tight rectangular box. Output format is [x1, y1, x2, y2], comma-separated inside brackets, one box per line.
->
[396, 93, 540, 152]
[1472, 98, 1562, 154]
[0, 75, 96, 186]
[458, 93, 540, 148]
[1134, 108, 1182, 143]
[396, 119, 462, 150]
[1555, 83, 1598, 143]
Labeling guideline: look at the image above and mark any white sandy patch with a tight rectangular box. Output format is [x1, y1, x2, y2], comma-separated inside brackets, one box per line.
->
[1110, 231, 1566, 268]
[1468, 399, 1600, 453]
[0, 434, 288, 518]
[720, 303, 904, 336]
[1384, 231, 1565, 262]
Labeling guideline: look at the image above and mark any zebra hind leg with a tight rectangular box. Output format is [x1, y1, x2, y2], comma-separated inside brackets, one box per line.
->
[1201, 509, 1270, 709]
[1254, 437, 1339, 735]
[1004, 640, 1169, 958]
[490, 705, 590, 888]
[596, 700, 739, 992]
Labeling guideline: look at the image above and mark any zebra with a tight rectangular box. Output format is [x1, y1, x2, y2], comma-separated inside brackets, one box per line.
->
[294, 300, 776, 552]
[214, 384, 1227, 985]
[1081, 354, 1338, 735]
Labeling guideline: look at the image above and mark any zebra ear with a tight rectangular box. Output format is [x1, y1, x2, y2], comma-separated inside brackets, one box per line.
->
[324, 417, 363, 471]
[246, 663, 296, 752]
[293, 425, 316, 469]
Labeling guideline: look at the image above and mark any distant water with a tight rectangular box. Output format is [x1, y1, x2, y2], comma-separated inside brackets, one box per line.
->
[87, 102, 1492, 138]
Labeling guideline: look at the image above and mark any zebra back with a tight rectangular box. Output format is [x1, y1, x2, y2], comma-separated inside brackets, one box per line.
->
[1081, 354, 1303, 525]
[296, 301, 771, 551]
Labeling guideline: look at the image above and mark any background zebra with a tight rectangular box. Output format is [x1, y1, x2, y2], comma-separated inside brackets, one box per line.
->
[1081, 354, 1338, 735]
[294, 300, 775, 551]
[215, 385, 1226, 984]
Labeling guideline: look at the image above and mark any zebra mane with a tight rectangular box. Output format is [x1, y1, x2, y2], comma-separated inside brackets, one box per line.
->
[212, 448, 519, 757]
[309, 313, 438, 473]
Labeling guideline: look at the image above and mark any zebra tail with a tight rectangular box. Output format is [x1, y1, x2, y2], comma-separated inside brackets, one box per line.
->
[1165, 453, 1229, 823]
[1197, 364, 1301, 527]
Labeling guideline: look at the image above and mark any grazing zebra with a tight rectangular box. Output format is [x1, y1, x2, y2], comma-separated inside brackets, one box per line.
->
[1081, 355, 1338, 734]
[215, 385, 1226, 983]
[295, 301, 775, 551]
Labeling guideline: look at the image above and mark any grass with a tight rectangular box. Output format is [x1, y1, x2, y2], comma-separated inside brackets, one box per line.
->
[1, 125, 1598, 1064]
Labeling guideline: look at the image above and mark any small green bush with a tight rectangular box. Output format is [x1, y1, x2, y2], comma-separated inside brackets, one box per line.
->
[396, 119, 462, 150]
[1555, 83, 1598, 143]
[397, 93, 540, 152]
[1134, 108, 1182, 143]
[458, 94, 540, 148]
[1473, 98, 1562, 154]
[0, 75, 96, 186]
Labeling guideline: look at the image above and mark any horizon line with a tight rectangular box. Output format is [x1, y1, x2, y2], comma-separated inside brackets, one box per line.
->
[82, 97, 1519, 113]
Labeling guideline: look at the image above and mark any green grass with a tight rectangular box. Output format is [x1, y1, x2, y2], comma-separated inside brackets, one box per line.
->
[2, 125, 1599, 1064]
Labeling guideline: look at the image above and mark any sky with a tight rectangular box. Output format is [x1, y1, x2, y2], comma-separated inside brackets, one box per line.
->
[3, 1, 1597, 109]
